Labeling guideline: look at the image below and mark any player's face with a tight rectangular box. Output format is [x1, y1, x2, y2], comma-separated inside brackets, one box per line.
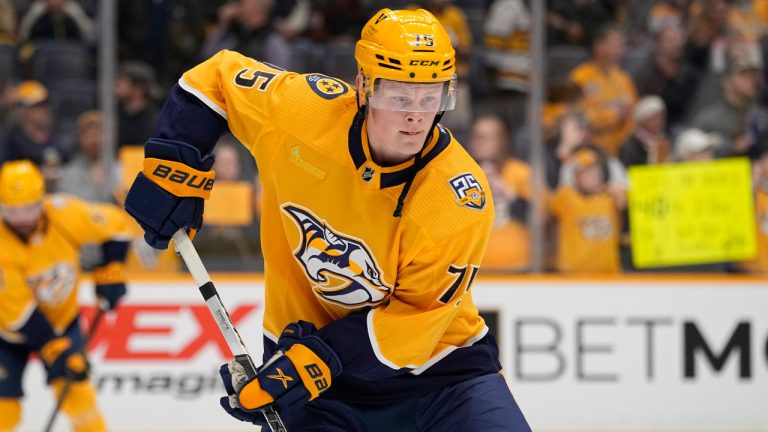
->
[0, 202, 43, 236]
[366, 81, 443, 165]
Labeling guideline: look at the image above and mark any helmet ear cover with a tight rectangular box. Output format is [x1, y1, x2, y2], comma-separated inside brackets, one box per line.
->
[355, 8, 457, 111]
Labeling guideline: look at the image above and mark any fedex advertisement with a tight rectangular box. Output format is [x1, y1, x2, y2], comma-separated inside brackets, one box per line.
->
[21, 281, 263, 432]
[18, 277, 768, 431]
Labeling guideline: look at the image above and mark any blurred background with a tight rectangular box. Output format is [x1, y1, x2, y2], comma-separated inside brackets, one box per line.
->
[1, 0, 767, 431]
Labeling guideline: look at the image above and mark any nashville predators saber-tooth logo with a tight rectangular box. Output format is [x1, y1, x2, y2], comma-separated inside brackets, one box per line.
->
[27, 263, 77, 304]
[282, 204, 391, 307]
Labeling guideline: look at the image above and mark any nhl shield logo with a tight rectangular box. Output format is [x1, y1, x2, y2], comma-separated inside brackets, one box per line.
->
[361, 166, 375, 182]
[449, 173, 486, 210]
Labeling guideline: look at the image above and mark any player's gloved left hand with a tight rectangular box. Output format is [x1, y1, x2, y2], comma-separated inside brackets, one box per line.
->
[95, 283, 127, 311]
[218, 321, 342, 424]
[40, 337, 90, 382]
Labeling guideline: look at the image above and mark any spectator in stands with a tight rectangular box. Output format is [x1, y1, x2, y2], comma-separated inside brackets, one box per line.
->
[422, 0, 473, 134]
[546, 111, 591, 189]
[691, 48, 768, 158]
[616, 96, 669, 270]
[1, 81, 62, 184]
[17, 0, 93, 44]
[483, 0, 529, 130]
[635, 23, 701, 129]
[559, 142, 628, 202]
[549, 146, 623, 273]
[648, 0, 692, 34]
[468, 114, 531, 271]
[115, 61, 159, 148]
[619, 95, 671, 167]
[541, 79, 584, 141]
[0, 79, 15, 135]
[659, 128, 735, 273]
[0, 0, 16, 43]
[201, 0, 291, 69]
[685, 1, 763, 118]
[194, 137, 262, 271]
[673, 128, 720, 162]
[570, 25, 637, 156]
[305, 0, 365, 44]
[57, 111, 119, 202]
[741, 144, 768, 273]
[546, 0, 618, 47]
[271, 0, 310, 41]
[118, 0, 209, 88]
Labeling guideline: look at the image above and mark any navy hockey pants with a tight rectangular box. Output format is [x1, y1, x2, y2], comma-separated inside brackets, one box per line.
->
[0, 317, 84, 397]
[282, 373, 531, 432]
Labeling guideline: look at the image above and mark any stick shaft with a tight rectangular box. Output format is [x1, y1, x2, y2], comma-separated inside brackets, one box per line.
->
[172, 230, 287, 432]
[43, 308, 106, 432]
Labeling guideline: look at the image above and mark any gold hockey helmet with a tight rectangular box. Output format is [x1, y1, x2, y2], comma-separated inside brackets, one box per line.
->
[355, 9, 457, 112]
[0, 160, 45, 206]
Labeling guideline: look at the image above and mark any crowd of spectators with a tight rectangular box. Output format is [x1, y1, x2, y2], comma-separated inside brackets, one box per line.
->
[1, 0, 767, 275]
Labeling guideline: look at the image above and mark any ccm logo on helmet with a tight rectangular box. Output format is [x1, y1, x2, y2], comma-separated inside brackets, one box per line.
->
[151, 164, 214, 190]
[409, 60, 440, 66]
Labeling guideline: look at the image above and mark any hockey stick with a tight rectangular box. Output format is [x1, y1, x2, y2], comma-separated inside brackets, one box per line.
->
[43, 305, 107, 432]
[172, 229, 288, 432]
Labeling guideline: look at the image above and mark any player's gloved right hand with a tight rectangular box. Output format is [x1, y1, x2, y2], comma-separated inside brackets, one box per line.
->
[219, 321, 342, 424]
[124, 138, 215, 249]
[40, 337, 89, 381]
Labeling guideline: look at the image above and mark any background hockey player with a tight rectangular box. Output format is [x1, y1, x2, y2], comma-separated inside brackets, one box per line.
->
[124, 8, 531, 431]
[0, 160, 131, 432]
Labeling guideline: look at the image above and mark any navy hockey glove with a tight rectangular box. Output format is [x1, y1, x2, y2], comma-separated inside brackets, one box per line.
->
[219, 321, 342, 424]
[124, 138, 215, 249]
[95, 283, 126, 311]
[40, 337, 89, 382]
[93, 257, 128, 311]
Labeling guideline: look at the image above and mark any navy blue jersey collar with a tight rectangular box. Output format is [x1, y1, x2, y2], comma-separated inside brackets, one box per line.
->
[347, 116, 451, 189]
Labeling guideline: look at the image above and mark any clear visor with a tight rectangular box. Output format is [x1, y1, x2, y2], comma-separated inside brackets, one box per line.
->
[366, 77, 457, 112]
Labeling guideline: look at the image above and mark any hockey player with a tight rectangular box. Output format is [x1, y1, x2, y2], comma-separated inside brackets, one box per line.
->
[0, 160, 131, 432]
[124, 8, 531, 431]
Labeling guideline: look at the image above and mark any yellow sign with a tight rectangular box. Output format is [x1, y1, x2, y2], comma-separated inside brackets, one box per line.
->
[628, 158, 757, 268]
[204, 181, 254, 226]
[119, 146, 145, 190]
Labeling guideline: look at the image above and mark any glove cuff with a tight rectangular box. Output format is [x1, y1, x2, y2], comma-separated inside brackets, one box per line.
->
[93, 262, 126, 285]
[145, 138, 215, 170]
[40, 337, 72, 366]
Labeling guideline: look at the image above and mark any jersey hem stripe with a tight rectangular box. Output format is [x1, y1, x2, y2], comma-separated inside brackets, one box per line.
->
[366, 309, 411, 370]
[263, 328, 278, 343]
[409, 324, 489, 376]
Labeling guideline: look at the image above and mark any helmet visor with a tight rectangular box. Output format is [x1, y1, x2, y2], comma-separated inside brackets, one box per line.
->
[366, 77, 457, 112]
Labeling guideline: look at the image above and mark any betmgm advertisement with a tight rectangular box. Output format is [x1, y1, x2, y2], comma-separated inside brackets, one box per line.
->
[20, 279, 768, 431]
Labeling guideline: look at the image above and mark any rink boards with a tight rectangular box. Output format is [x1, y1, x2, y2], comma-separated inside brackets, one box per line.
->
[19, 275, 768, 432]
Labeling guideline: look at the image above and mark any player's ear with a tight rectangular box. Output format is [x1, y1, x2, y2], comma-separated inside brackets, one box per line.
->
[355, 73, 367, 108]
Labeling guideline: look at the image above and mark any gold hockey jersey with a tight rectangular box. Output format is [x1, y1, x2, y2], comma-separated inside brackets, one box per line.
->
[0, 195, 132, 340]
[168, 50, 499, 400]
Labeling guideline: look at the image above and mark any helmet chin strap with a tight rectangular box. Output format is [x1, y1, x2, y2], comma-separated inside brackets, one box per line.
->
[356, 87, 445, 218]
